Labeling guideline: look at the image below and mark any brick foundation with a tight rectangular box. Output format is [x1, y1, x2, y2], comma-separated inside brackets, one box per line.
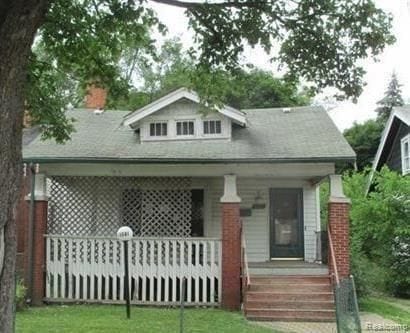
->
[221, 203, 241, 310]
[328, 201, 350, 279]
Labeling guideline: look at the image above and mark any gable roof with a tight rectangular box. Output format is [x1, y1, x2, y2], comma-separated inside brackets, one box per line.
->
[123, 87, 247, 127]
[23, 106, 355, 164]
[372, 106, 410, 171]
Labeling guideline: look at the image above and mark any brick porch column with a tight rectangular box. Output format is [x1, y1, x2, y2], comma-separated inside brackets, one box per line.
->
[328, 175, 350, 279]
[25, 173, 49, 305]
[220, 174, 241, 310]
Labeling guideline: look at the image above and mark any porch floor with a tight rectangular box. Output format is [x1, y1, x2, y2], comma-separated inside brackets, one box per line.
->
[249, 260, 328, 276]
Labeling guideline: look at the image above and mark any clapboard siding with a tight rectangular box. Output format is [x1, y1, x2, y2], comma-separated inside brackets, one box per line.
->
[386, 123, 410, 173]
[201, 177, 319, 263]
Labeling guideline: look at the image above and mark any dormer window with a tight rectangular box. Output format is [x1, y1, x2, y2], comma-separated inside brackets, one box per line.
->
[150, 122, 167, 137]
[203, 120, 222, 135]
[176, 120, 195, 136]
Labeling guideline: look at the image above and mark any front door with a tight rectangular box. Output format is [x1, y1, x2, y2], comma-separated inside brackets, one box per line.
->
[270, 188, 304, 259]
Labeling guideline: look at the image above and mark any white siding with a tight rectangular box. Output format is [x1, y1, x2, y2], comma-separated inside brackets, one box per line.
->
[200, 177, 320, 263]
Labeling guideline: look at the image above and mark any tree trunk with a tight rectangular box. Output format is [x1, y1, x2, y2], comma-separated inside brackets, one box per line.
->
[0, 1, 49, 332]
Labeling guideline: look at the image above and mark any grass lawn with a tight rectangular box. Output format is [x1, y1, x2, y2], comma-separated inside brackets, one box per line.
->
[16, 305, 276, 333]
[359, 296, 410, 327]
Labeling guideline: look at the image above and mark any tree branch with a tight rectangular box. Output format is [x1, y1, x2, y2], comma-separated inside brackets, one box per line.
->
[149, 0, 272, 9]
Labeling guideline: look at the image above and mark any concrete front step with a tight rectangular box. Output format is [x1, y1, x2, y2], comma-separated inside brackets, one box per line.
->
[246, 300, 335, 310]
[245, 309, 336, 322]
[250, 283, 332, 292]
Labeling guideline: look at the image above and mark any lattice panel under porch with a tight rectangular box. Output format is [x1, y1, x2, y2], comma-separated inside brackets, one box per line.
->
[48, 176, 192, 237]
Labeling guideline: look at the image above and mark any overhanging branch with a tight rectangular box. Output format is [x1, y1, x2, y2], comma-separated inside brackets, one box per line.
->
[149, 0, 272, 9]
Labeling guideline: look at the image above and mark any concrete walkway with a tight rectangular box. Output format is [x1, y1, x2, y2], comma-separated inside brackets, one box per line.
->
[255, 312, 407, 333]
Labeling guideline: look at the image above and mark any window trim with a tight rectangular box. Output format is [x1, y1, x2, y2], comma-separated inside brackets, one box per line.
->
[149, 121, 168, 137]
[203, 119, 223, 136]
[175, 119, 195, 137]
[401, 134, 410, 175]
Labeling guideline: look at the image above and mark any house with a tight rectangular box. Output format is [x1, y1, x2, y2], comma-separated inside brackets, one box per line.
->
[373, 106, 410, 175]
[20, 87, 355, 321]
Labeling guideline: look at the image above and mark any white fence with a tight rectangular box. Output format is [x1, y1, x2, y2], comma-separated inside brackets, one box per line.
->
[45, 235, 222, 306]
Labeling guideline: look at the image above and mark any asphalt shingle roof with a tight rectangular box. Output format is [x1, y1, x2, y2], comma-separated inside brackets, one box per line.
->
[23, 106, 355, 163]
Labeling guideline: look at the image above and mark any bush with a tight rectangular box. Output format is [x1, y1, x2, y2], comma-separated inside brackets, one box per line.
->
[351, 253, 389, 296]
[344, 167, 410, 297]
[15, 280, 27, 311]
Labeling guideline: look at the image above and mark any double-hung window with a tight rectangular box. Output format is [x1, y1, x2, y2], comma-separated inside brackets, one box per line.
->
[149, 122, 167, 137]
[401, 134, 410, 174]
[176, 120, 195, 136]
[203, 120, 222, 135]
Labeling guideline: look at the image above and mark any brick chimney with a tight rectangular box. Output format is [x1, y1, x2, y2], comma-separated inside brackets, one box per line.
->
[85, 83, 107, 109]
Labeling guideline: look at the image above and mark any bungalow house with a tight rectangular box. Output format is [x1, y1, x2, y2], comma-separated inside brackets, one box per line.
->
[373, 106, 410, 175]
[20, 87, 355, 321]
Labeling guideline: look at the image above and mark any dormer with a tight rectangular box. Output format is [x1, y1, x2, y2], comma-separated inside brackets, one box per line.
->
[123, 88, 247, 142]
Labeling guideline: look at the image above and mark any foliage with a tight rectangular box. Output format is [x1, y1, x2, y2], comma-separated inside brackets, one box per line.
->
[15, 280, 27, 312]
[344, 168, 410, 297]
[343, 120, 384, 171]
[115, 38, 311, 110]
[376, 72, 404, 123]
[343, 73, 404, 171]
[186, 0, 394, 100]
[359, 297, 410, 326]
[319, 182, 329, 228]
[16, 305, 276, 333]
[24, 0, 395, 141]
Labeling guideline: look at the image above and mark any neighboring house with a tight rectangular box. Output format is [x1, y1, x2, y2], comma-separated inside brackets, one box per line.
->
[373, 106, 410, 175]
[20, 87, 355, 321]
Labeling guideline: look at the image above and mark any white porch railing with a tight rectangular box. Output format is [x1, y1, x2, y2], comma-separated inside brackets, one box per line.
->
[45, 235, 222, 306]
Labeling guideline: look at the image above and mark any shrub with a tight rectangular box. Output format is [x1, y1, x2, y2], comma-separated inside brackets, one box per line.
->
[344, 167, 410, 297]
[15, 280, 27, 311]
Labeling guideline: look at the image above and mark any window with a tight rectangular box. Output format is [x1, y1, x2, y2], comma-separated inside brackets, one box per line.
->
[203, 120, 222, 135]
[150, 122, 167, 137]
[176, 120, 194, 136]
[401, 134, 410, 174]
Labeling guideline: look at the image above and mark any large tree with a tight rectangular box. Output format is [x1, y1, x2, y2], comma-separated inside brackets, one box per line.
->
[115, 38, 311, 110]
[344, 119, 384, 170]
[344, 73, 405, 170]
[376, 72, 404, 123]
[0, 1, 395, 331]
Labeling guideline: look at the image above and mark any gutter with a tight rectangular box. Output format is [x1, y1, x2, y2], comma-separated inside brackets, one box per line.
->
[23, 156, 357, 164]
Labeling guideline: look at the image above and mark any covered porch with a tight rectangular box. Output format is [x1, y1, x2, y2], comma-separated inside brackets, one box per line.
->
[22, 161, 336, 307]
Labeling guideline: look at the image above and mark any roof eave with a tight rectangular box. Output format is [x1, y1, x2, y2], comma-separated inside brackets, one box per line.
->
[372, 107, 408, 171]
[123, 87, 247, 127]
[23, 156, 356, 164]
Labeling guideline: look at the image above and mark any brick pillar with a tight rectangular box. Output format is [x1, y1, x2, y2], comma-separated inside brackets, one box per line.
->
[16, 170, 30, 279]
[31, 201, 48, 305]
[328, 175, 350, 279]
[23, 172, 49, 306]
[220, 175, 241, 310]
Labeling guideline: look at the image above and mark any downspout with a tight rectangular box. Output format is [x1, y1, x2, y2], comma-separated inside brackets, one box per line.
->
[26, 163, 36, 304]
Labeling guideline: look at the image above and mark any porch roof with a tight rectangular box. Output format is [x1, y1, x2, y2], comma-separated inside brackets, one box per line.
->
[23, 106, 355, 163]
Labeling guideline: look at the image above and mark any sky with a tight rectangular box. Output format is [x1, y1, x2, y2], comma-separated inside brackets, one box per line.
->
[150, 0, 410, 131]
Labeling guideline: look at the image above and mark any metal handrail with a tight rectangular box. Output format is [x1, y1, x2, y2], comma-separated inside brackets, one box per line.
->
[241, 231, 251, 289]
[327, 227, 340, 285]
